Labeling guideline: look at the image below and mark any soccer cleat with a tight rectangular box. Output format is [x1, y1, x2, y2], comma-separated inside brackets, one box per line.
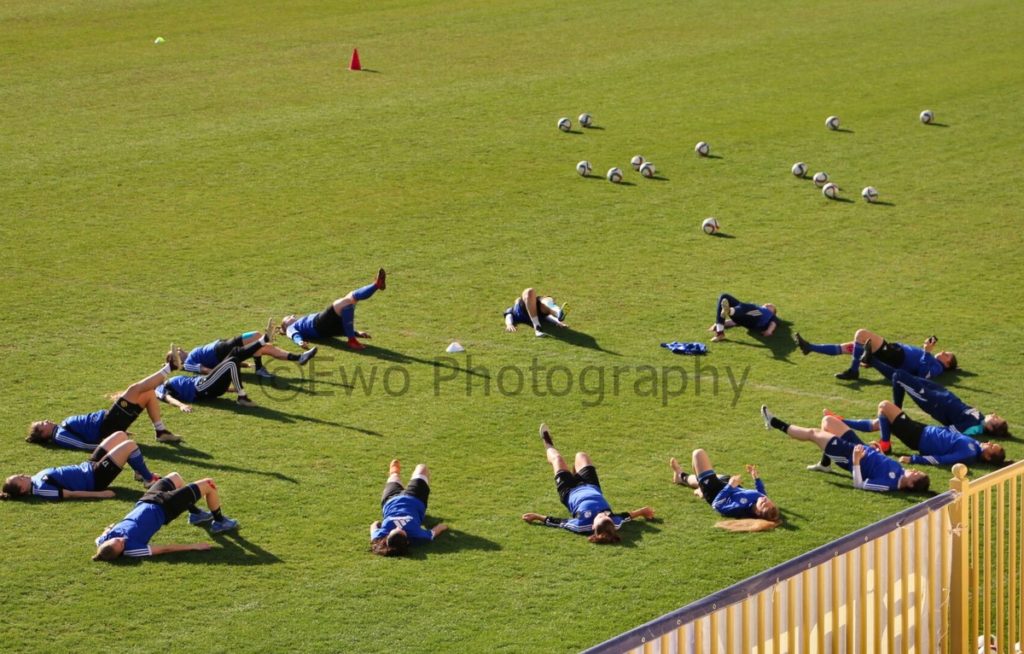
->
[166, 344, 183, 371]
[265, 316, 276, 342]
[236, 396, 257, 408]
[794, 332, 812, 356]
[255, 367, 275, 379]
[375, 267, 387, 290]
[806, 462, 831, 473]
[760, 405, 775, 430]
[822, 408, 845, 420]
[872, 439, 891, 454]
[346, 337, 366, 350]
[710, 328, 726, 342]
[719, 298, 731, 322]
[155, 429, 182, 443]
[135, 472, 162, 488]
[534, 329, 548, 338]
[539, 423, 554, 448]
[189, 510, 214, 526]
[298, 346, 318, 365]
[834, 369, 859, 380]
[210, 517, 239, 534]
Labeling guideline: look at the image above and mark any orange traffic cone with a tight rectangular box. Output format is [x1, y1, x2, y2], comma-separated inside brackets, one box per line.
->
[349, 49, 361, 71]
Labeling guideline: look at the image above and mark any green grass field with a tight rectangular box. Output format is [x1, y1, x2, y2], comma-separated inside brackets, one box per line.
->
[2, 1, 1023, 651]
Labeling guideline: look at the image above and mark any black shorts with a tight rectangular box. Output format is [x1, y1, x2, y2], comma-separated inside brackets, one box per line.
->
[212, 336, 245, 362]
[555, 465, 600, 508]
[91, 458, 122, 491]
[697, 470, 730, 507]
[380, 477, 431, 509]
[313, 305, 345, 337]
[99, 398, 143, 437]
[823, 430, 865, 468]
[141, 479, 202, 524]
[874, 341, 906, 368]
[890, 413, 925, 450]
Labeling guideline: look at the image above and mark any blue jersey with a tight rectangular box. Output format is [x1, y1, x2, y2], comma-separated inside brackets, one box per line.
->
[156, 376, 199, 404]
[540, 484, 628, 534]
[95, 502, 165, 558]
[183, 341, 222, 373]
[31, 462, 95, 500]
[893, 372, 983, 433]
[371, 495, 434, 543]
[854, 450, 905, 492]
[286, 313, 320, 345]
[711, 479, 767, 518]
[504, 299, 533, 326]
[909, 426, 982, 466]
[896, 344, 945, 379]
[53, 410, 106, 450]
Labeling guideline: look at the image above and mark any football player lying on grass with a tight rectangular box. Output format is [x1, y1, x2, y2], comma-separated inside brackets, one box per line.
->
[794, 328, 956, 380]
[157, 334, 275, 409]
[93, 473, 238, 561]
[370, 459, 447, 556]
[669, 450, 781, 531]
[709, 293, 778, 342]
[761, 405, 930, 493]
[2, 431, 159, 501]
[521, 424, 654, 543]
[278, 268, 386, 352]
[27, 352, 185, 448]
[503, 287, 567, 337]
[171, 320, 316, 380]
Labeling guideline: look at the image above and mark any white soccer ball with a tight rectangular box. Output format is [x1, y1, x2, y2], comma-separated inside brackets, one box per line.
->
[557, 117, 571, 132]
[812, 171, 829, 187]
[639, 162, 656, 178]
[695, 141, 710, 157]
[825, 115, 840, 130]
[606, 167, 623, 183]
[791, 162, 807, 177]
[630, 155, 645, 170]
[701, 217, 720, 235]
[920, 110, 934, 124]
[822, 182, 839, 199]
[578, 113, 593, 128]
[576, 160, 592, 177]
[861, 186, 879, 202]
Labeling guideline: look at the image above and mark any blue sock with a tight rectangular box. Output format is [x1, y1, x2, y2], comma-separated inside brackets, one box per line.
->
[849, 342, 863, 372]
[352, 283, 377, 302]
[878, 414, 892, 444]
[340, 305, 356, 338]
[809, 343, 843, 355]
[242, 331, 257, 339]
[842, 418, 875, 432]
[127, 450, 154, 481]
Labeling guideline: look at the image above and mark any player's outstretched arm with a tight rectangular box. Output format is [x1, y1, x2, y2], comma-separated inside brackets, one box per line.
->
[63, 490, 116, 500]
[627, 507, 655, 520]
[149, 542, 211, 556]
[505, 314, 517, 333]
[431, 524, 448, 539]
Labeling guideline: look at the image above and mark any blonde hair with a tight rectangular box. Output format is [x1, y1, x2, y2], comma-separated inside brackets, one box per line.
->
[715, 519, 781, 533]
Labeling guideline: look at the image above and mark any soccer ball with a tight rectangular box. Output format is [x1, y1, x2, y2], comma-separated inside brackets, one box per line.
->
[606, 167, 623, 183]
[822, 182, 839, 199]
[976, 634, 998, 653]
[825, 115, 840, 130]
[578, 113, 593, 128]
[630, 155, 645, 170]
[576, 160, 592, 177]
[639, 162, 656, 178]
[861, 186, 879, 202]
[812, 171, 829, 187]
[701, 217, 720, 235]
[920, 110, 934, 124]
[791, 162, 807, 177]
[695, 141, 710, 157]
[557, 117, 571, 132]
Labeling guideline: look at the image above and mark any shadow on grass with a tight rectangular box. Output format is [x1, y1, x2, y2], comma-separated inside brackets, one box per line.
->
[114, 532, 283, 566]
[549, 326, 621, 356]
[710, 232, 736, 239]
[870, 200, 896, 207]
[617, 516, 662, 547]
[833, 128, 855, 134]
[316, 341, 491, 381]
[701, 153, 724, 160]
[190, 397, 378, 435]
[721, 320, 798, 363]
[404, 526, 502, 559]
[819, 478, 933, 502]
[142, 444, 302, 483]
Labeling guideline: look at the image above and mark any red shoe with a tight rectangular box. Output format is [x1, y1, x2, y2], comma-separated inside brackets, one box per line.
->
[822, 408, 845, 420]
[375, 267, 386, 290]
[871, 440, 891, 454]
[346, 337, 366, 350]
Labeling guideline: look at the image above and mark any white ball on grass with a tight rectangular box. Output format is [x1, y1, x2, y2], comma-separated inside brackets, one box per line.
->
[791, 162, 807, 177]
[695, 141, 710, 156]
[630, 155, 645, 170]
[576, 160, 592, 177]
[606, 167, 623, 183]
[861, 186, 878, 203]
[701, 217, 720, 235]
[557, 117, 571, 132]
[825, 115, 840, 130]
[822, 182, 839, 199]
[812, 171, 829, 187]
[639, 162, 656, 178]
[920, 110, 934, 124]
[578, 113, 593, 128]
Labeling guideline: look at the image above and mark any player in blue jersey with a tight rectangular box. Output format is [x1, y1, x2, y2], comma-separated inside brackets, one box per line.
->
[92, 472, 238, 561]
[278, 268, 386, 351]
[173, 319, 317, 380]
[761, 405, 930, 493]
[709, 293, 778, 342]
[794, 328, 956, 380]
[370, 459, 448, 556]
[2, 431, 160, 501]
[503, 287, 568, 337]
[861, 347, 1009, 439]
[521, 424, 654, 543]
[670, 449, 780, 531]
[27, 352, 186, 448]
[157, 334, 274, 409]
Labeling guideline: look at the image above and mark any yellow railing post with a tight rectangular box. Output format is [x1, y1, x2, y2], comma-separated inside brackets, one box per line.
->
[947, 463, 971, 652]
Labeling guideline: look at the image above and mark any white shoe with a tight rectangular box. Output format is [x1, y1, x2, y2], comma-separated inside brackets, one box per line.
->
[298, 346, 318, 365]
[255, 368, 275, 379]
[760, 405, 775, 430]
[534, 329, 547, 337]
[806, 463, 831, 473]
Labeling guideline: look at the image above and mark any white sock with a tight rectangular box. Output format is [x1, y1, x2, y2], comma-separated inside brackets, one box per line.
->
[160, 363, 171, 377]
[531, 317, 541, 329]
[153, 421, 166, 432]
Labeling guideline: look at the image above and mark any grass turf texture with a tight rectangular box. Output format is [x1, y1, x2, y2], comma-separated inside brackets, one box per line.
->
[2, 0, 1023, 651]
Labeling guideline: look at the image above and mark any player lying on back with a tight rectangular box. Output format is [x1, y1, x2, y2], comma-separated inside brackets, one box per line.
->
[157, 334, 274, 409]
[670, 449, 780, 531]
[761, 405, 930, 493]
[503, 287, 567, 337]
[370, 459, 448, 556]
[27, 351, 186, 448]
[172, 320, 316, 380]
[92, 472, 238, 561]
[521, 424, 654, 543]
[2, 431, 159, 501]
[794, 328, 956, 380]
[278, 268, 386, 351]
[709, 293, 778, 342]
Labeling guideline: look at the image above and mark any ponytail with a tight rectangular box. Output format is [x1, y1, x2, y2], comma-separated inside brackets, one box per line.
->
[715, 518, 781, 533]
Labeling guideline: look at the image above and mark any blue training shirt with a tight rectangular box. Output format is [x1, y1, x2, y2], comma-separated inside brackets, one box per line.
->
[854, 449, 905, 492]
[909, 426, 982, 466]
[711, 479, 767, 518]
[31, 462, 95, 500]
[539, 484, 629, 534]
[286, 313, 320, 346]
[53, 410, 106, 450]
[183, 341, 222, 373]
[371, 495, 434, 543]
[95, 502, 166, 558]
[156, 376, 199, 404]
[896, 344, 945, 379]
